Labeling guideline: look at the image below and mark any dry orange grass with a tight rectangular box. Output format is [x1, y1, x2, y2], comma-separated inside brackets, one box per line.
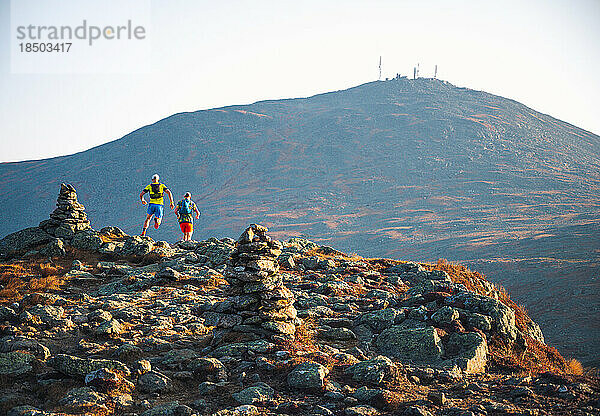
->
[490, 335, 569, 374]
[278, 316, 319, 355]
[0, 260, 68, 302]
[567, 358, 585, 375]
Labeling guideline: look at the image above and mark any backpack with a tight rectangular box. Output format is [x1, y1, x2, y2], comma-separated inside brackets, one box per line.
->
[149, 183, 163, 200]
[179, 199, 193, 215]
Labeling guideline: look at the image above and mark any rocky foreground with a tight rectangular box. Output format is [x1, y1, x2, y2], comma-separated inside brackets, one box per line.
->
[0, 185, 598, 416]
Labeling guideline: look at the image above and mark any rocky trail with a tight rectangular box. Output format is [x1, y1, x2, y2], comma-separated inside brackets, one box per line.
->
[0, 185, 598, 416]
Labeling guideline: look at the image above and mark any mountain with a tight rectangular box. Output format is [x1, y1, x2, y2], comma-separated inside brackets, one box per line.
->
[1, 78, 599, 366]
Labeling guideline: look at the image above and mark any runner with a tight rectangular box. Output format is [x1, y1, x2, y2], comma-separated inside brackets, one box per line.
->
[174, 192, 200, 241]
[139, 174, 174, 236]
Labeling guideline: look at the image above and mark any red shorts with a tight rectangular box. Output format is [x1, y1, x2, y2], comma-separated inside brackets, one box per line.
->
[180, 222, 193, 233]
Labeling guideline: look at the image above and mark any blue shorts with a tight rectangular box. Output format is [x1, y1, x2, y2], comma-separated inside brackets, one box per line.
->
[147, 203, 164, 219]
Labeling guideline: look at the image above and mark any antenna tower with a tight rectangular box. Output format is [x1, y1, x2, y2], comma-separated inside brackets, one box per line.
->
[378, 56, 382, 80]
[434, 64, 438, 79]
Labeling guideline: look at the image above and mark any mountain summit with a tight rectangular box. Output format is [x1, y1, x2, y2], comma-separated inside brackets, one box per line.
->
[0, 78, 598, 365]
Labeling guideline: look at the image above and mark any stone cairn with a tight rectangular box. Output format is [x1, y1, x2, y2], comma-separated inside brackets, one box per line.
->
[225, 224, 297, 340]
[39, 183, 91, 241]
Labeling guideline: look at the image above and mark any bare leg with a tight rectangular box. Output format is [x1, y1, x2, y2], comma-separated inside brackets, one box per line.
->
[154, 217, 162, 229]
[142, 214, 153, 236]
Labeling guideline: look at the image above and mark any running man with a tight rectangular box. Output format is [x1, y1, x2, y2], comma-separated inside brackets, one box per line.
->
[140, 174, 174, 236]
[174, 192, 200, 241]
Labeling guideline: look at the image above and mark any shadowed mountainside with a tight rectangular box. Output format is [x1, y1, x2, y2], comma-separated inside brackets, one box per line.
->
[0, 78, 599, 365]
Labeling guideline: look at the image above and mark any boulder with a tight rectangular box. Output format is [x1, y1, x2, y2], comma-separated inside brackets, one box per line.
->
[190, 357, 228, 382]
[357, 308, 403, 332]
[345, 405, 379, 416]
[0, 227, 53, 259]
[137, 370, 171, 393]
[141, 402, 193, 416]
[95, 319, 124, 336]
[353, 386, 382, 402]
[195, 237, 236, 267]
[345, 356, 396, 385]
[319, 326, 357, 341]
[121, 235, 154, 257]
[27, 304, 64, 325]
[0, 306, 17, 321]
[444, 332, 488, 373]
[232, 382, 274, 405]
[39, 238, 66, 257]
[375, 326, 444, 363]
[0, 336, 50, 360]
[0, 352, 35, 376]
[287, 361, 329, 390]
[446, 292, 517, 341]
[85, 367, 134, 393]
[284, 238, 319, 254]
[71, 230, 103, 251]
[457, 309, 492, 331]
[58, 387, 107, 413]
[431, 306, 459, 325]
[49, 354, 130, 378]
[99, 226, 126, 239]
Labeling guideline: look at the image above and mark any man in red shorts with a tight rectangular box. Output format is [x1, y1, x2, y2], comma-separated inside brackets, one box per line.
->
[174, 192, 200, 241]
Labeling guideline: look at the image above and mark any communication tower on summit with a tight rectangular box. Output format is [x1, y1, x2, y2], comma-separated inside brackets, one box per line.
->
[434, 64, 438, 79]
[378, 56, 382, 80]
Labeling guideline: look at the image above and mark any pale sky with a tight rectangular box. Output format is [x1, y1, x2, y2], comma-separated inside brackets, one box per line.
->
[0, 0, 598, 162]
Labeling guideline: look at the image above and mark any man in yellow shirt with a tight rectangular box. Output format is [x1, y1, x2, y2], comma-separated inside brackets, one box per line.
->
[139, 174, 174, 236]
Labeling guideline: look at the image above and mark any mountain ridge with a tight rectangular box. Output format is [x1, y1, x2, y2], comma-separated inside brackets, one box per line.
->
[5, 78, 596, 166]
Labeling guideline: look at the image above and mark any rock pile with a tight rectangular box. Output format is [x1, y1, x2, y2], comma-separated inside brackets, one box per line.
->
[39, 183, 91, 241]
[225, 224, 298, 339]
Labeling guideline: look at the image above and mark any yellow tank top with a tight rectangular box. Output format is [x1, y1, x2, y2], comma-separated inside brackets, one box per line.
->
[144, 183, 167, 205]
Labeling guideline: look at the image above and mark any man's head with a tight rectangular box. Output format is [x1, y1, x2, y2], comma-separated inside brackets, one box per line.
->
[184, 192, 191, 199]
[151, 174, 160, 183]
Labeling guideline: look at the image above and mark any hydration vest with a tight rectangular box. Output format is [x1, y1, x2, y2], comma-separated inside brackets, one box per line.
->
[149, 183, 164, 200]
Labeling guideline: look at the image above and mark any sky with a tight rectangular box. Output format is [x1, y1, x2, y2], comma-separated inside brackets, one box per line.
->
[0, 0, 599, 163]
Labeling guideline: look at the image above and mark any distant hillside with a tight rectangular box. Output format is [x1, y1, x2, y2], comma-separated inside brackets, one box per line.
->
[0, 78, 599, 365]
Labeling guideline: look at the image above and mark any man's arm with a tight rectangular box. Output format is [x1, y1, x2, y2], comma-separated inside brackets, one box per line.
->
[165, 188, 175, 209]
[194, 204, 201, 219]
[140, 190, 148, 205]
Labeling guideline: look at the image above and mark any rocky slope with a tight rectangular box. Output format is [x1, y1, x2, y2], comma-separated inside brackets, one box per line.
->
[0, 186, 597, 416]
[0, 78, 599, 366]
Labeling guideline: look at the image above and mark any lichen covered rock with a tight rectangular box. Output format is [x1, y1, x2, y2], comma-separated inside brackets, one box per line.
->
[375, 326, 444, 363]
[287, 361, 329, 390]
[49, 354, 130, 378]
